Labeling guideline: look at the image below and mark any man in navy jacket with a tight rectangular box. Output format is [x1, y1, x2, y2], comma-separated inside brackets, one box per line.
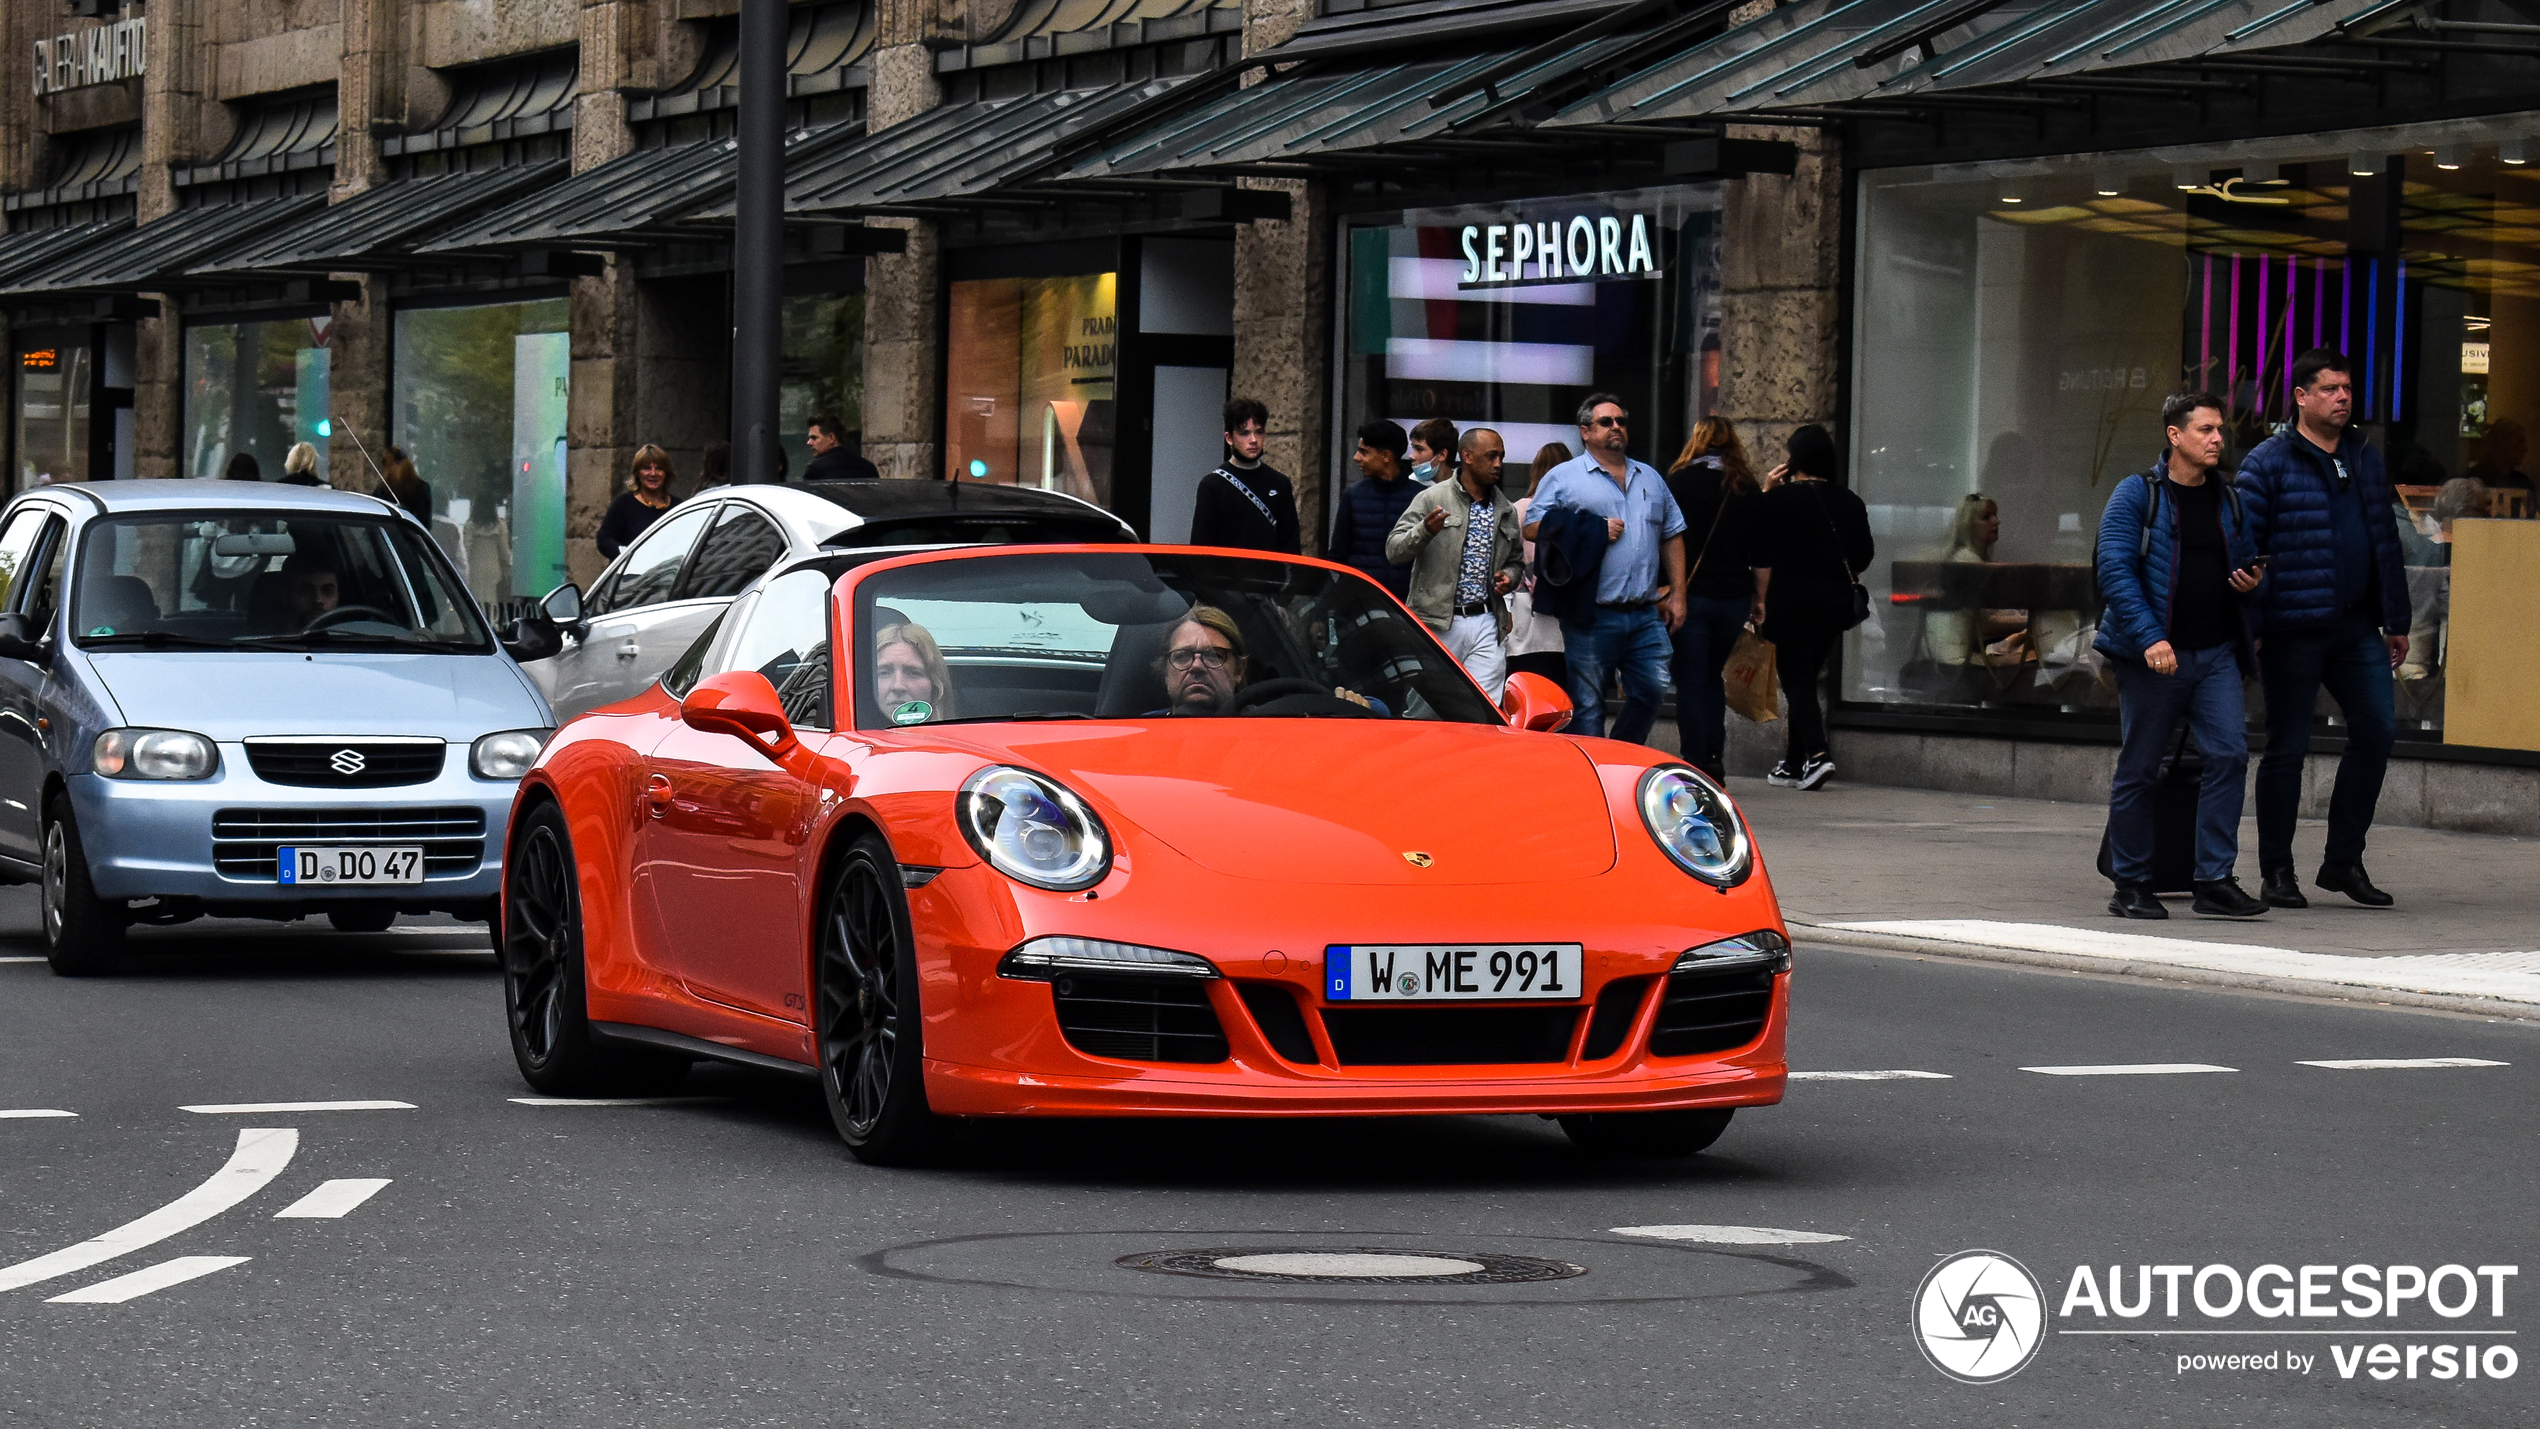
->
[2235, 350, 2413, 909]
[1325, 420, 1420, 600]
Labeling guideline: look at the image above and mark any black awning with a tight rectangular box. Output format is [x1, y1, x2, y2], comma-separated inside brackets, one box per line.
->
[0, 198, 324, 297]
[0, 220, 134, 288]
[3, 125, 142, 214]
[190, 163, 569, 276]
[628, 0, 874, 121]
[935, 0, 1241, 72]
[419, 124, 873, 251]
[177, 93, 339, 188]
[381, 50, 577, 158]
[1268, 0, 1639, 64]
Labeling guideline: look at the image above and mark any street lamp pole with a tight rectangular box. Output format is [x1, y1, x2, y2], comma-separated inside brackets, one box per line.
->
[731, 0, 785, 484]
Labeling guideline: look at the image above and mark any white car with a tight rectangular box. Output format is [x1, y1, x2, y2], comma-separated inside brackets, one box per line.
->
[527, 481, 1137, 721]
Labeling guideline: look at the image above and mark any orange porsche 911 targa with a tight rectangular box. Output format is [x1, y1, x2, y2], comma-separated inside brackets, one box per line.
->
[501, 545, 1790, 1164]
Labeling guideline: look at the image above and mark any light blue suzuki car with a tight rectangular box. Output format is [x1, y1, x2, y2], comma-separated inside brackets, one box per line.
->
[0, 481, 560, 974]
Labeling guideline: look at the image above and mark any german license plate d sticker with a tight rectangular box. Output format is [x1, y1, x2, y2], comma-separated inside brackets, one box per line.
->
[1324, 944, 1585, 1002]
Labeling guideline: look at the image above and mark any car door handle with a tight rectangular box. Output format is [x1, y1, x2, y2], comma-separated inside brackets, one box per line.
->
[616, 641, 642, 659]
[646, 773, 673, 815]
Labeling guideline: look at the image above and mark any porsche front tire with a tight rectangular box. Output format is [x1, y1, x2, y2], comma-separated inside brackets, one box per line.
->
[1559, 1107, 1734, 1158]
[502, 801, 686, 1096]
[815, 831, 945, 1166]
[42, 798, 125, 977]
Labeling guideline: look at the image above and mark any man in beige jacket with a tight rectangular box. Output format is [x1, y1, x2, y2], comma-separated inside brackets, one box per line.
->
[1385, 427, 1526, 700]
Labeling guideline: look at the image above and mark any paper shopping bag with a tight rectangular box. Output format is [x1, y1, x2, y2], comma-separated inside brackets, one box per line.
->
[1722, 630, 1781, 724]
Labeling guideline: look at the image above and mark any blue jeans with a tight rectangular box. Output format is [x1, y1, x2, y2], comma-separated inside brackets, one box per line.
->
[2107, 643, 2249, 884]
[2256, 613, 2396, 871]
[1563, 604, 1672, 744]
[1669, 594, 1751, 777]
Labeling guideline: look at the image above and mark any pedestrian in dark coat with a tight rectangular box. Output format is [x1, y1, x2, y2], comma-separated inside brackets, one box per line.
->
[1187, 396, 1300, 553]
[597, 444, 677, 559]
[1663, 417, 1767, 783]
[803, 414, 879, 481]
[1753, 424, 1873, 791]
[2234, 349, 2413, 909]
[1325, 419, 1419, 599]
[221, 452, 263, 481]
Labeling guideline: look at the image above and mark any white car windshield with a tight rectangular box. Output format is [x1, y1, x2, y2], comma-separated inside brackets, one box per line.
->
[852, 550, 1504, 730]
[71, 513, 491, 653]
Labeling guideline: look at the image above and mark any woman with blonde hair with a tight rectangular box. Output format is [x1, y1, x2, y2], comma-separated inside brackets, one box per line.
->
[596, 443, 678, 559]
[279, 441, 324, 486]
[1662, 416, 1768, 782]
[873, 622, 954, 723]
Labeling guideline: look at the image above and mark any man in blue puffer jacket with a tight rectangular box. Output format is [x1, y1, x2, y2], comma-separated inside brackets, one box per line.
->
[2235, 349, 2412, 910]
[1325, 419, 1421, 601]
[2093, 391, 2269, 920]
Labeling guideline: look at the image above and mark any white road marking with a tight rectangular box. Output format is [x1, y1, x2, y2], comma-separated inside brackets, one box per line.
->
[2297, 1057, 2510, 1071]
[1212, 1253, 1483, 1277]
[2022, 1063, 2236, 1076]
[0, 1128, 296, 1294]
[273, 1179, 390, 1219]
[0, 955, 46, 964]
[506, 1096, 719, 1107]
[180, 1100, 414, 1114]
[0, 1109, 77, 1119]
[46, 1256, 251, 1304]
[1788, 1070, 1952, 1081]
[1610, 1225, 1852, 1245]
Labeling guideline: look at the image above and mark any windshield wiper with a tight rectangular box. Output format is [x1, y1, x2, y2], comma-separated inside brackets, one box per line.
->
[925, 711, 1097, 725]
[79, 630, 240, 650]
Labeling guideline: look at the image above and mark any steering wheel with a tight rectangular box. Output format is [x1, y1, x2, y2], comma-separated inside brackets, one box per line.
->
[1230, 677, 1385, 719]
[306, 604, 401, 632]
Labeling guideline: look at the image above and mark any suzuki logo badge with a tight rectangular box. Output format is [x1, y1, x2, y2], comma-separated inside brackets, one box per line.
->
[329, 748, 367, 776]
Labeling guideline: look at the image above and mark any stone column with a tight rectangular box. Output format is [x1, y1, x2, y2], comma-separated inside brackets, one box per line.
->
[128, 0, 217, 479]
[1714, 127, 1844, 462]
[1233, 0, 1330, 550]
[859, 34, 942, 482]
[558, 0, 656, 586]
[326, 0, 408, 491]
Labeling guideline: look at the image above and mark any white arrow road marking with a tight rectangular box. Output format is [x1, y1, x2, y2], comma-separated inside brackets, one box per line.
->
[2297, 1057, 2510, 1070]
[2021, 1063, 2236, 1076]
[180, 1101, 414, 1114]
[273, 1179, 390, 1219]
[0, 1128, 297, 1294]
[1610, 1225, 1852, 1245]
[1788, 1070, 1952, 1081]
[46, 1257, 251, 1304]
[0, 1109, 77, 1119]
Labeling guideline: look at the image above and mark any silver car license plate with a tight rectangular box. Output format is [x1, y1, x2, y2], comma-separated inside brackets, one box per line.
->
[277, 846, 426, 886]
[1323, 944, 1584, 1002]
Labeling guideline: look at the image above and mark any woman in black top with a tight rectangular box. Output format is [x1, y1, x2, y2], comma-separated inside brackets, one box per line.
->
[596, 445, 677, 559]
[1662, 417, 1766, 782]
[1755, 424, 1875, 790]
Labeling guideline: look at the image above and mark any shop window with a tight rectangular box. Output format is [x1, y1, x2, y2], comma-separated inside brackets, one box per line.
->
[1339, 187, 1720, 507]
[184, 317, 332, 484]
[778, 293, 865, 475]
[945, 272, 1117, 505]
[1850, 128, 2540, 750]
[391, 298, 570, 611]
[15, 340, 90, 489]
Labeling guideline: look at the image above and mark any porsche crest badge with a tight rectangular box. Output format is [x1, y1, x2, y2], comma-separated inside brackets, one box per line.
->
[1401, 852, 1434, 868]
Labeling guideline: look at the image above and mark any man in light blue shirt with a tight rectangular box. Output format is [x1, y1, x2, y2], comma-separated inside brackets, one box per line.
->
[1522, 393, 1687, 742]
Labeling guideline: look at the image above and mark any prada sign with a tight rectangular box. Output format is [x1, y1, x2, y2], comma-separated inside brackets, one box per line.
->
[34, 11, 146, 96]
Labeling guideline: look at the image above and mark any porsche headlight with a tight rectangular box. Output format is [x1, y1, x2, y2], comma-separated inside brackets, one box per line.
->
[1636, 765, 1751, 887]
[471, 729, 551, 780]
[93, 728, 219, 781]
[958, 766, 1111, 891]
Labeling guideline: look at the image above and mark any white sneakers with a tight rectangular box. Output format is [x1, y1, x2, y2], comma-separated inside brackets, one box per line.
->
[1768, 755, 1836, 791]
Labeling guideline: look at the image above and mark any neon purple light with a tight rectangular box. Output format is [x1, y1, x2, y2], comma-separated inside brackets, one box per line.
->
[2285, 255, 2297, 413]
[2393, 258, 2406, 420]
[2201, 253, 2214, 390]
[2364, 258, 2379, 419]
[2341, 258, 2352, 359]
[2311, 255, 2325, 350]
[2256, 255, 2270, 413]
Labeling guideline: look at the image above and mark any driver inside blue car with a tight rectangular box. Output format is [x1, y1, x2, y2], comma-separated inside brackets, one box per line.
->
[285, 550, 342, 627]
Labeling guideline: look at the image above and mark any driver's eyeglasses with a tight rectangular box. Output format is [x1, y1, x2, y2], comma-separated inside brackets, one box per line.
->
[1590, 415, 1629, 428]
[1166, 646, 1234, 671]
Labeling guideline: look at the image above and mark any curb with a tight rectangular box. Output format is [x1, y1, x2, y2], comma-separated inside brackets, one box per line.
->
[1789, 920, 2540, 1024]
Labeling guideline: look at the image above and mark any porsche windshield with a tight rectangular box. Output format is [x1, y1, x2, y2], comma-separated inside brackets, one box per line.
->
[70, 513, 492, 653]
[853, 551, 1503, 730]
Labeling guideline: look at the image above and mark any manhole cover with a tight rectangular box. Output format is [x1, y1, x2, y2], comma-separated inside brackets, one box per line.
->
[1117, 1247, 1587, 1285]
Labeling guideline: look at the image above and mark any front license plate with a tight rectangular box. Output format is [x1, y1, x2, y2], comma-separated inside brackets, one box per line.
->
[277, 846, 426, 886]
[1324, 944, 1585, 1002]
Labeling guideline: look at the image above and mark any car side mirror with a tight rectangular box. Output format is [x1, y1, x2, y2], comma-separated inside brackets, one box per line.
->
[1500, 671, 1572, 733]
[680, 671, 799, 757]
[539, 582, 585, 632]
[0, 611, 47, 666]
[500, 617, 562, 664]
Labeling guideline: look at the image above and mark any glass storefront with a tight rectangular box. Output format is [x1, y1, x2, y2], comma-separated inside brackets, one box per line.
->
[944, 271, 1117, 504]
[1341, 186, 1721, 484]
[391, 298, 570, 610]
[184, 317, 332, 483]
[15, 339, 89, 489]
[779, 292, 865, 470]
[1850, 119, 2540, 751]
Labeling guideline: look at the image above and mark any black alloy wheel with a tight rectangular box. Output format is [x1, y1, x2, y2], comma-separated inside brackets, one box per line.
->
[42, 797, 125, 977]
[501, 801, 684, 1096]
[815, 832, 944, 1165]
[1558, 1107, 1735, 1158]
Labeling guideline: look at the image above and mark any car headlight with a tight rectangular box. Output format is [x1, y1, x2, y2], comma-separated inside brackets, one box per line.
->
[1636, 764, 1752, 887]
[958, 766, 1111, 891]
[93, 728, 218, 781]
[471, 729, 551, 780]
[1672, 930, 1790, 975]
[998, 937, 1217, 980]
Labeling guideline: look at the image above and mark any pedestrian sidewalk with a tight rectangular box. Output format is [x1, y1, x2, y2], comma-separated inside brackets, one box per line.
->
[1731, 778, 2540, 1020]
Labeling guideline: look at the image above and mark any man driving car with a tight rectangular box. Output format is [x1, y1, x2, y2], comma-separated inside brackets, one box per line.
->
[284, 551, 342, 626]
[1160, 607, 1247, 716]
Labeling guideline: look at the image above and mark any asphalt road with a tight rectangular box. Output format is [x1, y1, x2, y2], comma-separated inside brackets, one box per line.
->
[3, 888, 2535, 1428]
